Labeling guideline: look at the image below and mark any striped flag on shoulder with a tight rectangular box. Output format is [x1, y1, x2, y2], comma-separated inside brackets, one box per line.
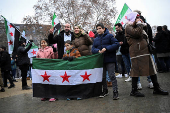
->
[32, 54, 103, 99]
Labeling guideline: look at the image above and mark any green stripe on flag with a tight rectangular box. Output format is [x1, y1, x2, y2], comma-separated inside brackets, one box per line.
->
[52, 13, 56, 27]
[4, 19, 8, 35]
[32, 53, 103, 70]
[27, 42, 38, 49]
[113, 3, 129, 31]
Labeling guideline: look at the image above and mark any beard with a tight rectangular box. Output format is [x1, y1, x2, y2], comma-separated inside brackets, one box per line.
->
[65, 30, 70, 35]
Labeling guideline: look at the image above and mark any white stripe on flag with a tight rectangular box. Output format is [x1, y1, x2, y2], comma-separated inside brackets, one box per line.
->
[7, 21, 15, 54]
[32, 68, 103, 85]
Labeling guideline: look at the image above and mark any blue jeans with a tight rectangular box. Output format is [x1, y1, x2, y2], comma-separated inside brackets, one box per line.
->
[117, 55, 126, 75]
[12, 69, 16, 79]
[122, 53, 131, 75]
[106, 71, 111, 82]
[137, 76, 152, 83]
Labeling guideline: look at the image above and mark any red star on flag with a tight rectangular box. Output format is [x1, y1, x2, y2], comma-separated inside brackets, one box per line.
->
[80, 71, 91, 82]
[9, 32, 13, 36]
[125, 16, 127, 19]
[9, 24, 13, 28]
[8, 40, 13, 45]
[60, 71, 71, 83]
[41, 71, 51, 82]
[121, 21, 124, 25]
[31, 49, 37, 55]
[54, 22, 56, 25]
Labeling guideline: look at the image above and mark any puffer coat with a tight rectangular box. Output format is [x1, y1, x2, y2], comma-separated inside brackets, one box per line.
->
[73, 34, 93, 56]
[125, 24, 156, 77]
[92, 28, 120, 63]
[36, 46, 58, 59]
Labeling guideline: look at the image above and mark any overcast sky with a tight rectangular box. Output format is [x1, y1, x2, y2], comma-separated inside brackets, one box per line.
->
[0, 0, 170, 29]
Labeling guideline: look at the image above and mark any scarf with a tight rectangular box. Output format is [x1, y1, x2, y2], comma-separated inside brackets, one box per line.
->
[73, 25, 82, 38]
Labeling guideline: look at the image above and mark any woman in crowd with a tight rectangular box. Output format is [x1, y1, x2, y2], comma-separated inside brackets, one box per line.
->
[153, 26, 170, 73]
[36, 39, 58, 101]
[125, 12, 168, 97]
[73, 25, 93, 56]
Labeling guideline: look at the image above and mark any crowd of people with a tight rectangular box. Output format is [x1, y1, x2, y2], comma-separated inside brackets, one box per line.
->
[0, 10, 169, 101]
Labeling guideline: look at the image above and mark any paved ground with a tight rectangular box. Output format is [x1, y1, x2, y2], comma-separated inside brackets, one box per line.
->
[0, 72, 170, 113]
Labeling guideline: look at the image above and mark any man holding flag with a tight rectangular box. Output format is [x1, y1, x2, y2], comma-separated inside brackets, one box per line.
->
[48, 13, 75, 59]
[17, 39, 32, 90]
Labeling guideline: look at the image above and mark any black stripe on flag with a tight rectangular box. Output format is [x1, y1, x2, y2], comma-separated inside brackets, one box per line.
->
[33, 82, 102, 99]
[13, 28, 20, 56]
[53, 23, 61, 35]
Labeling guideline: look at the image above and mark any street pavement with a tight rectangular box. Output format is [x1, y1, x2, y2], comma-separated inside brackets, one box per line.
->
[0, 72, 170, 113]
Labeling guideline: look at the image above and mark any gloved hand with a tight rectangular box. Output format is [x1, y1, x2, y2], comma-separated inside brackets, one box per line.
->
[52, 46, 57, 52]
[29, 39, 33, 42]
[68, 56, 75, 61]
[63, 56, 69, 60]
[29, 41, 32, 45]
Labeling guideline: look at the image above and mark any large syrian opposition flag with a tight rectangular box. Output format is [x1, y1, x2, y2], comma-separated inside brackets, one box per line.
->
[113, 3, 132, 31]
[32, 54, 103, 99]
[27, 42, 39, 58]
[52, 12, 61, 35]
[2, 16, 20, 55]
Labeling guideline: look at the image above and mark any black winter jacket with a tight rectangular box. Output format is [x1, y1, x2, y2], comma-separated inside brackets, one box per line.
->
[153, 31, 170, 53]
[0, 51, 11, 71]
[115, 30, 129, 54]
[17, 42, 32, 66]
[48, 30, 75, 59]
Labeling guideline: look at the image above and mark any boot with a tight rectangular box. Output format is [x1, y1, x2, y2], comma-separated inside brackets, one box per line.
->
[99, 89, 109, 98]
[130, 77, 145, 97]
[113, 90, 119, 100]
[107, 81, 112, 87]
[150, 75, 169, 95]
[130, 88, 145, 97]
[0, 88, 5, 92]
[8, 84, 15, 89]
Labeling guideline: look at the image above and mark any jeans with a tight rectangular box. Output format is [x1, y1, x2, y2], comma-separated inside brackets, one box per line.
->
[158, 57, 170, 72]
[117, 55, 126, 75]
[122, 53, 131, 75]
[103, 63, 118, 91]
[12, 69, 16, 79]
[106, 71, 111, 82]
[137, 76, 152, 84]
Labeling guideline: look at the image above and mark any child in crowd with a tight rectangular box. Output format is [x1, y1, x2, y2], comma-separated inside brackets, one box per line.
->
[63, 40, 81, 100]
[36, 39, 58, 102]
[63, 40, 81, 61]
[11, 55, 17, 82]
[92, 23, 120, 100]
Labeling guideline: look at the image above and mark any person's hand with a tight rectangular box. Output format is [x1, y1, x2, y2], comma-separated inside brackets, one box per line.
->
[119, 42, 123, 45]
[99, 50, 103, 54]
[68, 56, 75, 61]
[52, 46, 57, 52]
[81, 29, 86, 35]
[63, 57, 68, 60]
[49, 27, 54, 34]
[29, 39, 33, 42]
[101, 48, 106, 52]
[140, 19, 144, 23]
[99, 48, 106, 54]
